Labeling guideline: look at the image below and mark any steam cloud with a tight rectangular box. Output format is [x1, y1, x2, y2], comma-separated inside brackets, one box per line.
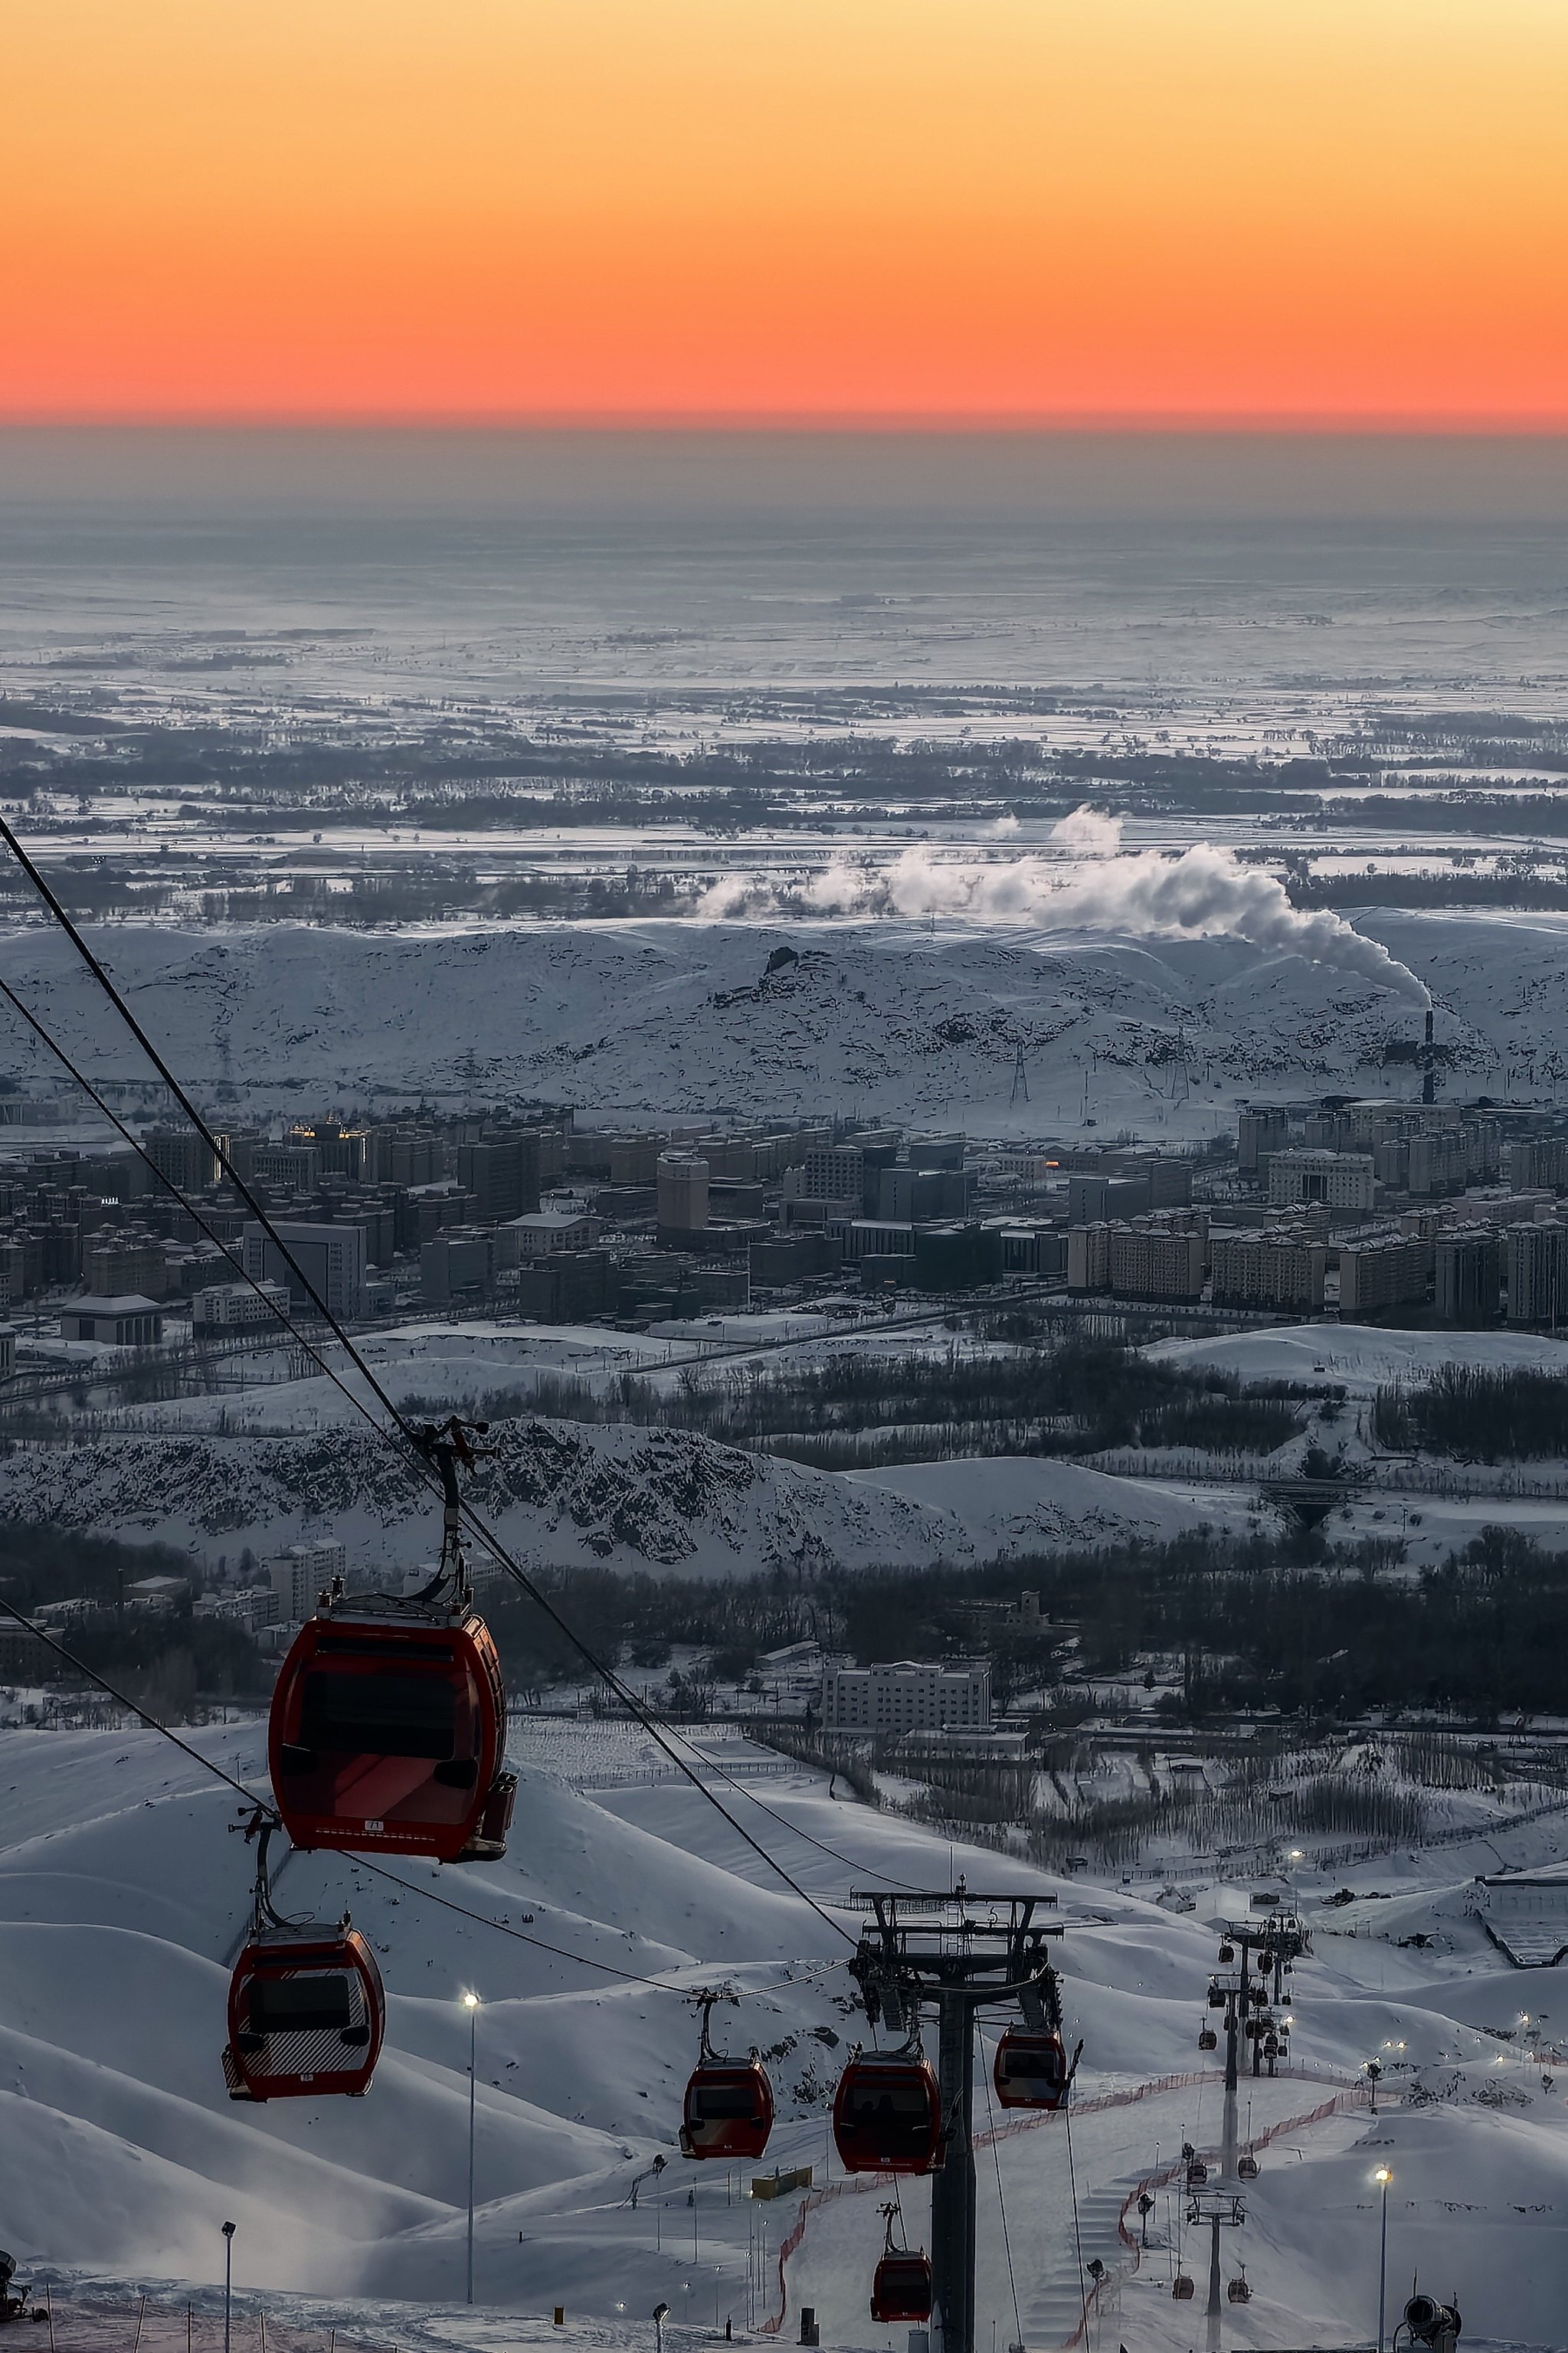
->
[701, 806, 1430, 1005]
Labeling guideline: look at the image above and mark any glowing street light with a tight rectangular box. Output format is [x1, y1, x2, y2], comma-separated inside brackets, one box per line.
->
[463, 1991, 481, 2305]
[1374, 2166, 1393, 2353]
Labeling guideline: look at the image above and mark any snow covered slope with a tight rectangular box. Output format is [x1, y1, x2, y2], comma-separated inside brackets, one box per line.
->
[3, 1720, 1568, 2349]
[0, 1415, 1278, 1576]
[1147, 1321, 1568, 1398]
[0, 907, 1552, 1130]
[844, 1454, 1277, 1553]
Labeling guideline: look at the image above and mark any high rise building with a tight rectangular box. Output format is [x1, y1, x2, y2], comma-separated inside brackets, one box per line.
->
[1435, 1232, 1501, 1325]
[241, 1219, 367, 1320]
[1507, 1222, 1568, 1326]
[656, 1153, 709, 1238]
[144, 1127, 220, 1196]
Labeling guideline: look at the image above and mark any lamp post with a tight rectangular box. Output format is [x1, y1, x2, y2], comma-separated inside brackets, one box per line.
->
[653, 2301, 669, 2353]
[1374, 2166, 1392, 2353]
[463, 1991, 480, 2306]
[221, 2221, 236, 2353]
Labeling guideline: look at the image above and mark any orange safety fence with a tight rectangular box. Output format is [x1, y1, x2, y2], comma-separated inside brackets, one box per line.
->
[757, 2062, 1368, 2338]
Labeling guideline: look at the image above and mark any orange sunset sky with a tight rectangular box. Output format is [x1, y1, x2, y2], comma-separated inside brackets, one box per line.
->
[2, 0, 1565, 423]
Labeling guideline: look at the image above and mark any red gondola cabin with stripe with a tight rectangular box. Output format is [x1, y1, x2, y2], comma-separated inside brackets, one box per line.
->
[224, 1924, 385, 2102]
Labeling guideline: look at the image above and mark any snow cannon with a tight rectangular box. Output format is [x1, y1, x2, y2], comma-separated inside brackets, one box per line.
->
[1404, 2293, 1462, 2352]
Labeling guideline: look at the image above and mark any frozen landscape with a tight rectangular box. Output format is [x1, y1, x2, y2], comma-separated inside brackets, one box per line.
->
[3, 432, 1568, 2352]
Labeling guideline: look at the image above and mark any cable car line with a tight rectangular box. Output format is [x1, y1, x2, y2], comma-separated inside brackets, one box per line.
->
[979, 2034, 1024, 2353]
[0, 938, 902, 1895]
[0, 1579, 846, 2008]
[0, 837, 858, 1939]
[0, 961, 908, 1912]
[351, 1852, 846, 1995]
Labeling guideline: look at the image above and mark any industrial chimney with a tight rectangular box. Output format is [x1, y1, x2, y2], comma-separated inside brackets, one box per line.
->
[1422, 1009, 1435, 1106]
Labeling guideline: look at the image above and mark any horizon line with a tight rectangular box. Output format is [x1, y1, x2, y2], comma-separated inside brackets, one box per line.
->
[4, 407, 1568, 437]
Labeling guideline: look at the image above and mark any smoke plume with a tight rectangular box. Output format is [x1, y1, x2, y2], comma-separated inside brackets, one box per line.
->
[699, 806, 1430, 1005]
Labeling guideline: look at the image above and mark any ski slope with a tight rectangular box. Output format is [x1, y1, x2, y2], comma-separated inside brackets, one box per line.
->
[2, 1720, 1567, 2348]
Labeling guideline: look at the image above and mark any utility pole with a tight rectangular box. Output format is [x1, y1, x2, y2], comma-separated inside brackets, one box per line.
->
[1010, 1041, 1029, 1105]
[847, 1889, 1070, 2353]
[221, 2221, 236, 2353]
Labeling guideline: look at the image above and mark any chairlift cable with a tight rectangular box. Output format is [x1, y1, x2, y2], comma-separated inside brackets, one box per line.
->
[1, 1577, 846, 1996]
[350, 1854, 847, 1994]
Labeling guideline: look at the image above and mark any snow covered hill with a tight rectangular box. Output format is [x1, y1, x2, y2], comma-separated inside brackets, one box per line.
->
[0, 1410, 1278, 1578]
[3, 1721, 1568, 2349]
[0, 906, 1555, 1130]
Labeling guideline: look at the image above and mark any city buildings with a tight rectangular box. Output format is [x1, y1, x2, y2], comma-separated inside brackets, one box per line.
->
[1210, 1230, 1327, 1311]
[822, 1661, 992, 1735]
[1337, 1235, 1431, 1316]
[1435, 1232, 1502, 1325]
[192, 1278, 291, 1330]
[656, 1153, 709, 1239]
[240, 1220, 367, 1320]
[59, 1294, 164, 1344]
[1507, 1222, 1568, 1327]
[1265, 1150, 1377, 1214]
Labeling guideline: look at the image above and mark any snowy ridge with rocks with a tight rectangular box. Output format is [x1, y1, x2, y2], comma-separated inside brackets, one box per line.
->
[0, 1415, 1255, 1576]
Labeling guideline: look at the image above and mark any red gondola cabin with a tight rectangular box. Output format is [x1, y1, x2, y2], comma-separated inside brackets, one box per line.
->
[680, 2057, 774, 2160]
[870, 2254, 932, 2325]
[993, 2027, 1070, 2111]
[269, 1591, 515, 1864]
[832, 2053, 944, 2175]
[224, 1923, 385, 2102]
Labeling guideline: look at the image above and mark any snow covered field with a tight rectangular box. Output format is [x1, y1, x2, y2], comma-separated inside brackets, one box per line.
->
[2, 1719, 1568, 2349]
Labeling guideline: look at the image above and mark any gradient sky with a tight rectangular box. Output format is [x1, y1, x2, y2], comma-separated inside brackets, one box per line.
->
[3, 0, 1565, 422]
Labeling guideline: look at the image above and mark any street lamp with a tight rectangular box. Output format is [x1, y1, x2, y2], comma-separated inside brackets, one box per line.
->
[653, 2301, 669, 2353]
[221, 2222, 236, 2353]
[1373, 2167, 1392, 2353]
[463, 1992, 480, 2306]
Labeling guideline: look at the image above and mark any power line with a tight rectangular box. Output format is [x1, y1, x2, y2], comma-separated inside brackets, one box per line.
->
[0, 823, 859, 1939]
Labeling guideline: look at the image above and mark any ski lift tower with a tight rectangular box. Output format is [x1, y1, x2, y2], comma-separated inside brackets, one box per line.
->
[1197, 1911, 1312, 2349]
[846, 1887, 1069, 2353]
